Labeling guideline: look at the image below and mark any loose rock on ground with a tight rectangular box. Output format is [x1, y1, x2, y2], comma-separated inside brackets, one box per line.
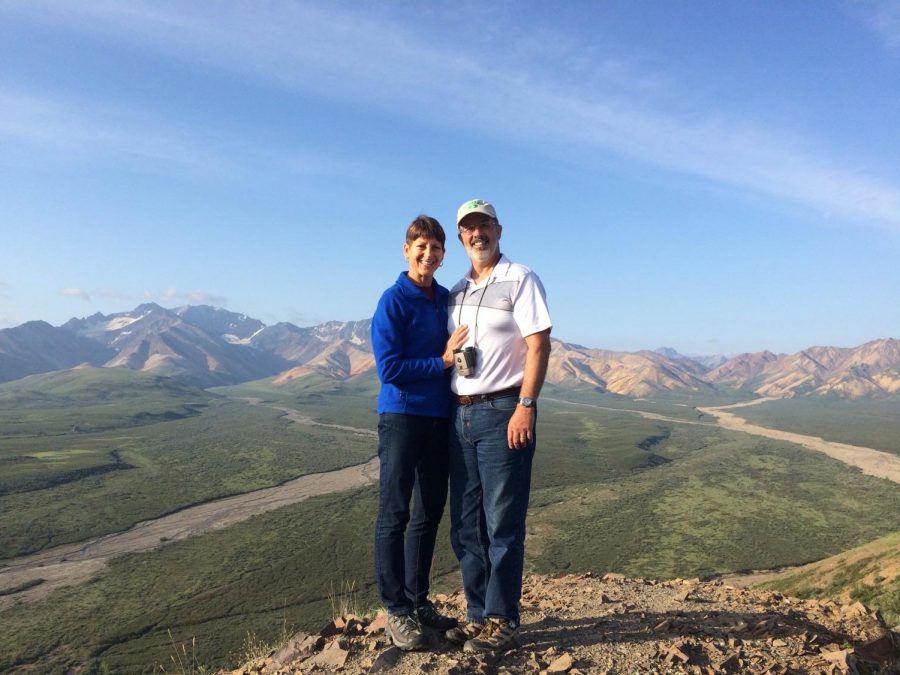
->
[223, 573, 900, 674]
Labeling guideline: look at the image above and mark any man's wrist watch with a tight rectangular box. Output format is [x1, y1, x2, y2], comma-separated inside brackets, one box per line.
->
[517, 396, 536, 408]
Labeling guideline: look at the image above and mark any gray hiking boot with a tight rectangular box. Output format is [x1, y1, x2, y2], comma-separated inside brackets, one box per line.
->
[463, 617, 519, 653]
[385, 613, 427, 651]
[445, 620, 485, 645]
[415, 601, 458, 631]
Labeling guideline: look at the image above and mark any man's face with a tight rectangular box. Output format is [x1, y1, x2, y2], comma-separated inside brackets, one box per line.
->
[458, 213, 502, 265]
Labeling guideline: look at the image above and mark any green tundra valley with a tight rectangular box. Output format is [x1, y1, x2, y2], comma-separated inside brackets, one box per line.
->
[2, 327, 900, 673]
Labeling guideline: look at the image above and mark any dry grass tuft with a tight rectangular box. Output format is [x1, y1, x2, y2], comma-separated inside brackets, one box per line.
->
[328, 578, 361, 619]
[158, 630, 209, 675]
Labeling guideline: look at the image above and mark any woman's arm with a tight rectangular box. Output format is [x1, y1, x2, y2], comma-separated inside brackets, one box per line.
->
[372, 293, 444, 385]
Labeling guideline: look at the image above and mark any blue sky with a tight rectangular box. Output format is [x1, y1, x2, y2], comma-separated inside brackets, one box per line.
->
[1, 1, 899, 355]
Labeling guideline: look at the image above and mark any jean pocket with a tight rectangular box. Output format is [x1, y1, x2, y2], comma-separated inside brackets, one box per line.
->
[489, 396, 518, 411]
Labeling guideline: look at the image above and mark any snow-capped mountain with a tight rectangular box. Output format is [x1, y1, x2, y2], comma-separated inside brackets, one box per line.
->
[2, 305, 899, 399]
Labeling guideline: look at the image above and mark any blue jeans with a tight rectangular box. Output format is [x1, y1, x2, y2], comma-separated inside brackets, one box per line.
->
[449, 395, 535, 625]
[373, 413, 450, 616]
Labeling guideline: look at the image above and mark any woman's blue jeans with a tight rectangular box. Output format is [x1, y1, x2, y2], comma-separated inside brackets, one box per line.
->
[373, 413, 450, 616]
[448, 395, 535, 625]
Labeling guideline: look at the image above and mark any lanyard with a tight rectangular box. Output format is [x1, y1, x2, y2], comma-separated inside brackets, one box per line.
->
[456, 274, 493, 348]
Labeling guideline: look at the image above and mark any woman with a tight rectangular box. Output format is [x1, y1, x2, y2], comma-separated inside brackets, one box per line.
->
[371, 215, 468, 650]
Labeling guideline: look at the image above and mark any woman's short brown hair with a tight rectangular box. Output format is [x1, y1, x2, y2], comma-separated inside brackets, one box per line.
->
[406, 215, 446, 248]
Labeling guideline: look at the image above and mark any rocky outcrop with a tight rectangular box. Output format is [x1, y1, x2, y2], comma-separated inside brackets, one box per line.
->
[223, 573, 899, 674]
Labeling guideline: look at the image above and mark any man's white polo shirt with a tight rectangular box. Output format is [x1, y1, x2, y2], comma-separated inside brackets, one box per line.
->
[448, 254, 552, 396]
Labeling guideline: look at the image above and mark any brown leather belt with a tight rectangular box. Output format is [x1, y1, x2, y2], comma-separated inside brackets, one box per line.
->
[455, 386, 521, 406]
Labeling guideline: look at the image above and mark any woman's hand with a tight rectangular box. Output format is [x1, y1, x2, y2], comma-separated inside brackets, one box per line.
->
[442, 325, 470, 368]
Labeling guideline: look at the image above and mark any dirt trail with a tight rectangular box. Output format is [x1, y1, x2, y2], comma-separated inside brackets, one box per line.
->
[0, 404, 379, 608]
[543, 398, 715, 427]
[240, 398, 377, 438]
[698, 399, 900, 484]
[548, 396, 900, 485]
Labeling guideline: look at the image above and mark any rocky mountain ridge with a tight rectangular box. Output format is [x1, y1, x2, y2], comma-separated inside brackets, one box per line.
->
[223, 573, 899, 674]
[0, 320, 116, 383]
[706, 339, 900, 399]
[1, 304, 899, 399]
[547, 341, 716, 398]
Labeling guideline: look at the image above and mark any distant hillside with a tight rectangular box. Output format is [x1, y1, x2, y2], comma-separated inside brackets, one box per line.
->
[0, 366, 210, 405]
[0, 366, 213, 437]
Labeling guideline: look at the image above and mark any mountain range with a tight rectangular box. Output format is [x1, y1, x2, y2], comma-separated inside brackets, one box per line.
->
[1, 304, 899, 399]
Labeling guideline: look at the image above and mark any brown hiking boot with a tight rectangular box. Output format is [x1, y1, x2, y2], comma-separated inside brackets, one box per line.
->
[445, 620, 485, 645]
[463, 617, 519, 653]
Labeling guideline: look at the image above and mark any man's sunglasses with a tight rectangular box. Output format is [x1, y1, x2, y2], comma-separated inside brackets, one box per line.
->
[458, 219, 498, 232]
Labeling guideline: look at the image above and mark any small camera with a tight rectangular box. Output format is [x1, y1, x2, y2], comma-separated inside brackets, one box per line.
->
[453, 346, 476, 378]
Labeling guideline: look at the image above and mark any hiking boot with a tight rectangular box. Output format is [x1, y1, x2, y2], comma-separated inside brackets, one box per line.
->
[385, 613, 427, 651]
[445, 620, 485, 645]
[415, 601, 458, 631]
[463, 617, 519, 654]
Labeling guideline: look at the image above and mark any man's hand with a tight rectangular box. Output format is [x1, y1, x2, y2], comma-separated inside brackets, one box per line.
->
[506, 328, 550, 450]
[507, 404, 535, 450]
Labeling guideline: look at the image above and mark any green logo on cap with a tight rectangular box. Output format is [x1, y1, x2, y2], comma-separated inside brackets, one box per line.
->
[466, 199, 486, 209]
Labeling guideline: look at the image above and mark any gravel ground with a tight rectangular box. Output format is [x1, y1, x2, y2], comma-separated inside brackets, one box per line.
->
[227, 573, 899, 674]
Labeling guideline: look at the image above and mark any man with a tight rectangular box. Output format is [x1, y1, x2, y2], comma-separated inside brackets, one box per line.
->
[445, 199, 552, 653]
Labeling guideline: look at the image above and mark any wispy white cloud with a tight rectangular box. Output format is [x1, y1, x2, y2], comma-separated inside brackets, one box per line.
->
[57, 286, 226, 306]
[0, 87, 379, 183]
[143, 287, 227, 305]
[4, 0, 900, 229]
[853, 0, 900, 51]
[61, 287, 91, 302]
[92, 289, 142, 302]
[0, 90, 232, 176]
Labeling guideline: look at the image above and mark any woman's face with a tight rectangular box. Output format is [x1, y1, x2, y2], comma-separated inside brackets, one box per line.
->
[404, 236, 444, 282]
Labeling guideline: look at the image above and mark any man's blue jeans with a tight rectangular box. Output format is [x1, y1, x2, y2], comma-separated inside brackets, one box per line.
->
[449, 395, 535, 625]
[373, 413, 449, 616]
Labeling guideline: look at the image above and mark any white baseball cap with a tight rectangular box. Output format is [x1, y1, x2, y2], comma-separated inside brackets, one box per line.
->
[456, 199, 497, 226]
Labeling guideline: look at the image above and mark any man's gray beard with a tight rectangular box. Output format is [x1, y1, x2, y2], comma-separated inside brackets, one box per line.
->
[470, 242, 498, 264]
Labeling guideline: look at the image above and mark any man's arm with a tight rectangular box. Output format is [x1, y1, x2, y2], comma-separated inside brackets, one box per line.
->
[507, 328, 551, 450]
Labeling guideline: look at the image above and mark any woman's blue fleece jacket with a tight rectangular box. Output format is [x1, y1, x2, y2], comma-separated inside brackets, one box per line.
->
[372, 272, 450, 417]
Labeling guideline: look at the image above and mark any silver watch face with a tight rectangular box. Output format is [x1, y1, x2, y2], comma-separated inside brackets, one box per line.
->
[518, 397, 535, 408]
